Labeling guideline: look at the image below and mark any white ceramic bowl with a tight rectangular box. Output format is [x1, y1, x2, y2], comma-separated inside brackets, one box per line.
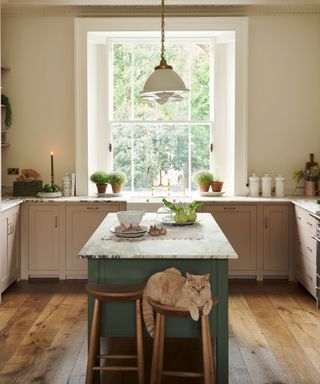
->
[117, 211, 145, 225]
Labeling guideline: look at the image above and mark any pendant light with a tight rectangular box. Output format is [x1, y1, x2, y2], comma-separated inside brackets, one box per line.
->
[140, 0, 189, 105]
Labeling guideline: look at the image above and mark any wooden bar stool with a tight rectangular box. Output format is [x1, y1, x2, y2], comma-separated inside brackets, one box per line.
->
[86, 282, 145, 384]
[148, 298, 217, 384]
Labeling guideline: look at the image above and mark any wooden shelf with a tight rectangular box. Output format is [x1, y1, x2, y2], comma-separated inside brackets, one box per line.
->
[1, 143, 10, 148]
[1, 66, 10, 72]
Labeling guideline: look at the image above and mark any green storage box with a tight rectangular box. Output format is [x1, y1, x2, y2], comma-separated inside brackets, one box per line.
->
[13, 180, 43, 196]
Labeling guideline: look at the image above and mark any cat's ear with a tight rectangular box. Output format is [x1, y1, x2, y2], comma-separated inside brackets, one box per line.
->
[186, 272, 192, 281]
[203, 274, 210, 281]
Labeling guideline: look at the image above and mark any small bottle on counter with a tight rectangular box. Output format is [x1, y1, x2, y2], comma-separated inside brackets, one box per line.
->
[62, 173, 72, 196]
[248, 174, 260, 197]
[275, 174, 285, 197]
[261, 174, 272, 197]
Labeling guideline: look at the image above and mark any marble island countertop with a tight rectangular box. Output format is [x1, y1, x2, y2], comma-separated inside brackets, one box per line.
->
[79, 212, 238, 260]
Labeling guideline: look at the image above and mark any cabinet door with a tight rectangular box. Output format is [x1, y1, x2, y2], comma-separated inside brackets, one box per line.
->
[65, 204, 123, 273]
[7, 207, 19, 281]
[28, 205, 60, 271]
[0, 214, 9, 291]
[0, 206, 19, 292]
[203, 205, 257, 272]
[263, 205, 289, 272]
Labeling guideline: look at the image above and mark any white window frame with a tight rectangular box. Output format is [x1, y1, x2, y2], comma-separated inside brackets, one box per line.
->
[75, 17, 248, 196]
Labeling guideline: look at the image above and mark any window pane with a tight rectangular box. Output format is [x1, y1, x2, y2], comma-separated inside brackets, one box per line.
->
[112, 44, 133, 120]
[112, 40, 211, 122]
[112, 123, 210, 194]
[191, 124, 211, 190]
[112, 124, 132, 191]
[191, 44, 210, 120]
[133, 125, 189, 193]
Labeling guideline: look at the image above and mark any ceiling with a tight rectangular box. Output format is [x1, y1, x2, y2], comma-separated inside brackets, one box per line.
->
[2, 0, 320, 6]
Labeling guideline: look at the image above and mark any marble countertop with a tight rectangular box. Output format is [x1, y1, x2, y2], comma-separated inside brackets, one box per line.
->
[79, 212, 238, 260]
[1, 199, 24, 212]
[1, 194, 319, 214]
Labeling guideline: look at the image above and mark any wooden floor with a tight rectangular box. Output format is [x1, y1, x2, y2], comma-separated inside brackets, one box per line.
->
[0, 279, 319, 384]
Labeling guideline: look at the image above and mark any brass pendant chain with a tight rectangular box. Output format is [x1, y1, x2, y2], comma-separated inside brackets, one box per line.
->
[160, 0, 165, 62]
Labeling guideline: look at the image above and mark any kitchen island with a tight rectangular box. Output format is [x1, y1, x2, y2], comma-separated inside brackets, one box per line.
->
[80, 212, 237, 383]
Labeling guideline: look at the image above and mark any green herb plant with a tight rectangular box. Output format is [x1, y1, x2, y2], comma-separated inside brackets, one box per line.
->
[107, 171, 127, 185]
[90, 171, 108, 184]
[191, 170, 213, 185]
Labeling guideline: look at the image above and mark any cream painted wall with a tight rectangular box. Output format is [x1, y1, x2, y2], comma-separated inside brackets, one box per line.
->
[1, 13, 320, 194]
[1, 16, 75, 188]
[248, 14, 320, 193]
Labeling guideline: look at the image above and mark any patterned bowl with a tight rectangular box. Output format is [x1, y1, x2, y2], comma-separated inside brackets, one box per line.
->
[116, 211, 145, 225]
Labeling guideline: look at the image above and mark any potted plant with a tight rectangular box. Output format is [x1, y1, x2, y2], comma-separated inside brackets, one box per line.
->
[191, 170, 213, 192]
[107, 171, 127, 193]
[294, 165, 320, 197]
[211, 177, 224, 192]
[90, 171, 108, 194]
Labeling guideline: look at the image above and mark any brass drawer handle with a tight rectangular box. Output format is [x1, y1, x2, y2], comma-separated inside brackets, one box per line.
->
[307, 221, 313, 227]
[86, 206, 99, 210]
[306, 246, 312, 253]
[55, 216, 58, 228]
[223, 207, 236, 210]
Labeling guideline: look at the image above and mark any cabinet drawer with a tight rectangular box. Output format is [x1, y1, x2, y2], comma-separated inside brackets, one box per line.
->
[294, 252, 317, 298]
[295, 226, 317, 264]
[295, 205, 317, 235]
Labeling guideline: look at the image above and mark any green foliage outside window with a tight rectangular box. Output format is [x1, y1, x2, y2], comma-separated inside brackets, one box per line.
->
[111, 39, 211, 192]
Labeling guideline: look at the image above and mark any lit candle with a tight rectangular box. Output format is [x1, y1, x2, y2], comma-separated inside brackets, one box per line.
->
[50, 151, 54, 186]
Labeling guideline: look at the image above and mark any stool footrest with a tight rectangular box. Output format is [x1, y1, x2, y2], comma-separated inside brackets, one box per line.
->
[93, 366, 138, 372]
[162, 370, 203, 378]
[98, 354, 137, 360]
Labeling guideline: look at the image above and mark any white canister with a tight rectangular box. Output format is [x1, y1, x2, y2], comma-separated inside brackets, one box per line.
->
[62, 173, 72, 196]
[275, 174, 285, 197]
[261, 174, 272, 197]
[249, 174, 260, 197]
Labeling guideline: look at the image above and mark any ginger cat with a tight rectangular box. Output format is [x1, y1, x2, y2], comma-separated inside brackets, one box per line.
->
[142, 267, 213, 337]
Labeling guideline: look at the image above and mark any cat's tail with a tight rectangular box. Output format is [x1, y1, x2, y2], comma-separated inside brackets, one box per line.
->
[142, 293, 155, 338]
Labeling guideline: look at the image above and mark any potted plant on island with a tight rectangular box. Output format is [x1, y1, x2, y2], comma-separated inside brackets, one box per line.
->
[90, 171, 108, 194]
[191, 170, 213, 192]
[107, 171, 127, 193]
[211, 176, 224, 192]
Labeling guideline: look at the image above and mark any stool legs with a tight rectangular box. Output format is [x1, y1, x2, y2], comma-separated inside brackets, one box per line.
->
[150, 312, 163, 384]
[86, 298, 101, 384]
[135, 298, 145, 384]
[156, 314, 165, 384]
[201, 315, 215, 384]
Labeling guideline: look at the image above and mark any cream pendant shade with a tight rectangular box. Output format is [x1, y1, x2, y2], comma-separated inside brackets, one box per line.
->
[140, 67, 189, 104]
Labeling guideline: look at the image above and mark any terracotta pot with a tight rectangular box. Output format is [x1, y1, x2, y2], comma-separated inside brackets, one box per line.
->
[199, 183, 210, 192]
[111, 184, 122, 193]
[211, 181, 224, 192]
[304, 180, 316, 197]
[96, 183, 107, 194]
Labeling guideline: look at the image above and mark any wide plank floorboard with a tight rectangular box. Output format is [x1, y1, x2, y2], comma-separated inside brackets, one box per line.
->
[0, 279, 318, 384]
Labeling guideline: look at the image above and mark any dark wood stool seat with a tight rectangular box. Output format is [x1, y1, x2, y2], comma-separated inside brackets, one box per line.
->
[86, 283, 145, 384]
[148, 297, 216, 384]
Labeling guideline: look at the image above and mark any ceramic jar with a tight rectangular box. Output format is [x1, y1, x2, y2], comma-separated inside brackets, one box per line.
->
[248, 174, 260, 197]
[275, 174, 285, 197]
[261, 174, 272, 197]
[62, 173, 72, 196]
